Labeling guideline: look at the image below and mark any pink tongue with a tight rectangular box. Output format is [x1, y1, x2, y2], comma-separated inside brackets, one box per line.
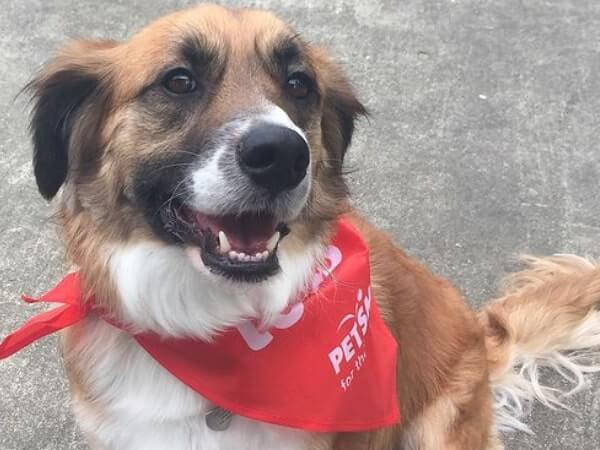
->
[194, 213, 276, 253]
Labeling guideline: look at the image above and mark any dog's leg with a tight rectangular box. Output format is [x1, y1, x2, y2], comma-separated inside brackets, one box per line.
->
[398, 387, 495, 450]
[481, 254, 600, 432]
[391, 343, 496, 450]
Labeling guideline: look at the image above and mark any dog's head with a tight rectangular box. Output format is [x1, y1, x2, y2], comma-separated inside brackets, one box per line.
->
[28, 5, 365, 333]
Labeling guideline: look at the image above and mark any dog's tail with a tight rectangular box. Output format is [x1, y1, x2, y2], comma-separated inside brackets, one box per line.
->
[479, 254, 600, 432]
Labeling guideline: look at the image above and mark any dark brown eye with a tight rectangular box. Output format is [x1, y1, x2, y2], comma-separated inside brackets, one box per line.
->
[163, 68, 197, 94]
[286, 73, 312, 99]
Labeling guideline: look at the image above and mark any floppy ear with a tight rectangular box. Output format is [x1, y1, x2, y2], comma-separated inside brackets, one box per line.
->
[27, 40, 115, 199]
[314, 48, 368, 161]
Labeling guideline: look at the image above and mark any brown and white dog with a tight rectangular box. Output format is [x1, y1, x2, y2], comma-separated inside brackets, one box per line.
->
[25, 4, 600, 450]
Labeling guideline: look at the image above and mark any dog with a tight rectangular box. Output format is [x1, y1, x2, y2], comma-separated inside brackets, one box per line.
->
[8, 4, 600, 449]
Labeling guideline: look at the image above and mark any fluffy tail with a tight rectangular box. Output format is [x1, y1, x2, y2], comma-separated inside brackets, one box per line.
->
[479, 255, 600, 433]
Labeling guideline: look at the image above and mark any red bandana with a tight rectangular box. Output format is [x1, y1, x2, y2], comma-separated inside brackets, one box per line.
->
[1, 219, 399, 432]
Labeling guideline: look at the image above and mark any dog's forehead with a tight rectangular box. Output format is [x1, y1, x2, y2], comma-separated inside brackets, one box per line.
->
[109, 4, 300, 99]
[127, 5, 293, 62]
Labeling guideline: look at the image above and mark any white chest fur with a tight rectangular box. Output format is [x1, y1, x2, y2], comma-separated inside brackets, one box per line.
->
[69, 318, 317, 450]
[68, 240, 328, 450]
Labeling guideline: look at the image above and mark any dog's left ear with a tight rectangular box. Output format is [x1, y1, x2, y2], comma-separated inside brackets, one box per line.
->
[27, 40, 116, 200]
[312, 47, 368, 161]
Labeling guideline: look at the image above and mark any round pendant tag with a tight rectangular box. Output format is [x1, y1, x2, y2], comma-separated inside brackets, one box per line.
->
[206, 407, 233, 431]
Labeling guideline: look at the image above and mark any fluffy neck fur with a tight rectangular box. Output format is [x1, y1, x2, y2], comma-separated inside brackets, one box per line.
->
[106, 238, 325, 339]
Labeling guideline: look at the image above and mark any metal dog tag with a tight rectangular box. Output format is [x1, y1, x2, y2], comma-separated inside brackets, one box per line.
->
[206, 407, 233, 431]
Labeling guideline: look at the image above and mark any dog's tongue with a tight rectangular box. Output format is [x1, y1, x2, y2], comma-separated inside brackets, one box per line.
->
[194, 212, 277, 253]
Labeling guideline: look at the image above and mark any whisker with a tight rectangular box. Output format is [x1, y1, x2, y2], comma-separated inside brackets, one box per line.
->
[142, 163, 196, 179]
[153, 175, 192, 218]
[165, 149, 201, 158]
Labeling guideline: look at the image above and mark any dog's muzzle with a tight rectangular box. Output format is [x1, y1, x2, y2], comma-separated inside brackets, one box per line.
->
[140, 109, 313, 283]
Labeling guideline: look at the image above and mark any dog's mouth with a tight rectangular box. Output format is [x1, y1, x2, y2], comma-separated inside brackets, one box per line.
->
[161, 201, 290, 282]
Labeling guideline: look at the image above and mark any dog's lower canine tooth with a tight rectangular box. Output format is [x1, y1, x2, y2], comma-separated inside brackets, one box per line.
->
[218, 231, 231, 253]
[266, 232, 280, 252]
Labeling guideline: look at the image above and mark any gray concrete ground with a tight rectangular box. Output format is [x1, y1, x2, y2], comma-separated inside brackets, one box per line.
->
[1, 0, 599, 449]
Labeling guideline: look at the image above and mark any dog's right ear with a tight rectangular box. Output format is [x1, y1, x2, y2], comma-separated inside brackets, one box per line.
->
[27, 40, 116, 200]
[309, 46, 368, 164]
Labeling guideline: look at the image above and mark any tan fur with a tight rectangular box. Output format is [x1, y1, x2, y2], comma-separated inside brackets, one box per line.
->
[337, 214, 494, 450]
[26, 4, 600, 450]
[482, 255, 600, 381]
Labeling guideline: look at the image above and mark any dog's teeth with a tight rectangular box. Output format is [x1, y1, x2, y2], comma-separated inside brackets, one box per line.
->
[218, 231, 231, 253]
[227, 249, 269, 263]
[233, 251, 247, 262]
[266, 232, 280, 252]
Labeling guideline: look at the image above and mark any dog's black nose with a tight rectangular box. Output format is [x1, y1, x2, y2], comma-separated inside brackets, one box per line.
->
[238, 125, 309, 194]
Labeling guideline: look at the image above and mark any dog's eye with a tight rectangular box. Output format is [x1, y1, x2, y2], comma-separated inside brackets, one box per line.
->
[286, 73, 312, 99]
[163, 68, 197, 94]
